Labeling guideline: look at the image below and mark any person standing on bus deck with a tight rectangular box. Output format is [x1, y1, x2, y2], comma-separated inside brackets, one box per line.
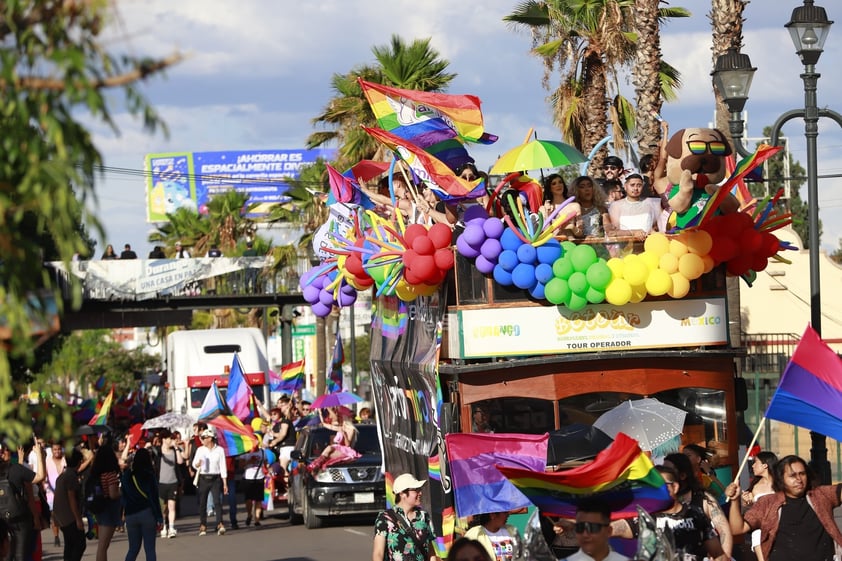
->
[472, 404, 494, 433]
[372, 473, 437, 561]
[191, 429, 227, 536]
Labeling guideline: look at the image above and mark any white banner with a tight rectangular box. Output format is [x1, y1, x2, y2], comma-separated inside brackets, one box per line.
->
[51, 257, 272, 300]
[448, 298, 728, 358]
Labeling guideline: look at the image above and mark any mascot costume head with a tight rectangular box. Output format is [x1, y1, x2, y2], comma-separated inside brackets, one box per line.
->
[655, 128, 739, 229]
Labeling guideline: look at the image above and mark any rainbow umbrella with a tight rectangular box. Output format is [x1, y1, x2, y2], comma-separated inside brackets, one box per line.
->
[490, 139, 587, 174]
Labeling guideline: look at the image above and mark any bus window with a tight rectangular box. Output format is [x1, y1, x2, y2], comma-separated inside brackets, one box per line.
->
[190, 387, 209, 408]
[476, 398, 555, 434]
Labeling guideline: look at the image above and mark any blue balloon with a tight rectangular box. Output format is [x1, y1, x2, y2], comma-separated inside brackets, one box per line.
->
[529, 281, 546, 300]
[517, 243, 537, 265]
[498, 250, 519, 272]
[536, 239, 563, 264]
[535, 263, 555, 284]
[511, 263, 537, 290]
[493, 264, 514, 286]
[326, 269, 339, 282]
[500, 228, 522, 252]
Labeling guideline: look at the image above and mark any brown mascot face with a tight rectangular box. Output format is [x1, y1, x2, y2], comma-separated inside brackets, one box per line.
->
[665, 128, 732, 186]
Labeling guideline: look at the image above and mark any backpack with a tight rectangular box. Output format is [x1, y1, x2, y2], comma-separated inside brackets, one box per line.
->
[0, 465, 27, 521]
[83, 473, 106, 514]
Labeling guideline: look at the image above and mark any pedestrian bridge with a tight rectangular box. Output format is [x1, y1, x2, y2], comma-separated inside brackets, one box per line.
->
[46, 257, 306, 330]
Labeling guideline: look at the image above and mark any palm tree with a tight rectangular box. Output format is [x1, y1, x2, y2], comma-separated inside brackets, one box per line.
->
[306, 35, 456, 169]
[710, 0, 748, 136]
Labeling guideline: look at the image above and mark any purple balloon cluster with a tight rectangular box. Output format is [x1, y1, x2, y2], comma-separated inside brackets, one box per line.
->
[454, 206, 506, 275]
[300, 269, 357, 317]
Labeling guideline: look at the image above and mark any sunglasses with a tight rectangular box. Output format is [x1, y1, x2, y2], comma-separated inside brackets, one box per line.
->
[575, 521, 608, 534]
[603, 165, 621, 170]
[686, 140, 727, 156]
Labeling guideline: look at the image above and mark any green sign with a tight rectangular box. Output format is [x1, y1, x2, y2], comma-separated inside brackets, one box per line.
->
[293, 324, 316, 336]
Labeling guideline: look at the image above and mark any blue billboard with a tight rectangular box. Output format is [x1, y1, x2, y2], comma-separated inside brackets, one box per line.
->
[145, 148, 336, 222]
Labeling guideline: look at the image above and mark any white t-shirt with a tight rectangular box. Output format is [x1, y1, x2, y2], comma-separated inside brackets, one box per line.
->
[241, 450, 265, 480]
[485, 527, 517, 561]
[608, 198, 659, 234]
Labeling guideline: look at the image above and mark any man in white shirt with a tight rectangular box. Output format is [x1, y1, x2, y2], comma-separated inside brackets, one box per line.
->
[191, 429, 228, 536]
[608, 174, 660, 241]
[564, 499, 629, 561]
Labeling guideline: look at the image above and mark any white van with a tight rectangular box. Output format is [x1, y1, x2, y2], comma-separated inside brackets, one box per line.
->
[165, 328, 270, 420]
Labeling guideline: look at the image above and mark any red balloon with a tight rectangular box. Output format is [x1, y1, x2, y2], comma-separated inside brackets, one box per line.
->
[346, 254, 365, 276]
[751, 254, 770, 272]
[741, 228, 763, 253]
[761, 232, 780, 257]
[353, 274, 374, 288]
[412, 254, 437, 282]
[726, 254, 752, 276]
[428, 223, 453, 250]
[709, 235, 738, 264]
[403, 224, 428, 248]
[434, 248, 455, 270]
[412, 235, 435, 256]
[402, 249, 419, 267]
[404, 268, 423, 285]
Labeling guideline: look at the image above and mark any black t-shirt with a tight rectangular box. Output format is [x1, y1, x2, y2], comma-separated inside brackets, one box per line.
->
[769, 495, 835, 561]
[278, 419, 296, 447]
[631, 504, 717, 561]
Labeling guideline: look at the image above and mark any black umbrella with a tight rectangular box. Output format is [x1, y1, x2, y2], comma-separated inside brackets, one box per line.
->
[547, 424, 613, 465]
[74, 424, 112, 436]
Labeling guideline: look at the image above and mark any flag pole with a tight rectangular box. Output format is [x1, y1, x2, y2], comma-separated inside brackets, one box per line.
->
[732, 418, 766, 484]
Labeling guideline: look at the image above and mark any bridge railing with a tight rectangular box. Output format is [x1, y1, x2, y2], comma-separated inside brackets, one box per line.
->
[47, 257, 306, 301]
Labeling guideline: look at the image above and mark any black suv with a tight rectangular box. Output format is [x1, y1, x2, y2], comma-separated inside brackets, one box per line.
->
[288, 424, 385, 528]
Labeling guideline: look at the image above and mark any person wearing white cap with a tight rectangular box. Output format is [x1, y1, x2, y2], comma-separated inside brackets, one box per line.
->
[372, 473, 437, 561]
[191, 429, 227, 536]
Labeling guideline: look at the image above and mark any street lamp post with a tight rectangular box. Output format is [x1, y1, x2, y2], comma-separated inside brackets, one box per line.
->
[713, 0, 842, 485]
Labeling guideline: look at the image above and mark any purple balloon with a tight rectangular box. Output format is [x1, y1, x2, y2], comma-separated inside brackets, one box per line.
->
[475, 255, 496, 275]
[480, 238, 503, 261]
[482, 217, 505, 239]
[338, 290, 357, 307]
[303, 285, 321, 304]
[456, 235, 481, 259]
[463, 205, 488, 224]
[318, 288, 336, 306]
[309, 274, 326, 290]
[340, 282, 356, 295]
[311, 301, 332, 317]
[462, 223, 486, 247]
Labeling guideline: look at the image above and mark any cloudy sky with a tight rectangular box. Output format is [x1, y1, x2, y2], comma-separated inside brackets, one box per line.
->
[90, 0, 842, 255]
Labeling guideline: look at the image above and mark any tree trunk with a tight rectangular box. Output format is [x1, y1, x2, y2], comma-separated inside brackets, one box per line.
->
[710, 0, 748, 139]
[632, 0, 663, 155]
[582, 50, 609, 173]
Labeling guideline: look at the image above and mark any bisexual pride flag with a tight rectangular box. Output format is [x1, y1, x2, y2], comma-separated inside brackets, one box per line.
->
[198, 382, 259, 457]
[765, 324, 842, 441]
[225, 353, 254, 422]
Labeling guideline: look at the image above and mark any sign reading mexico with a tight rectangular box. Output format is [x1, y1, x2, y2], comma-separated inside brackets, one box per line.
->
[145, 148, 336, 222]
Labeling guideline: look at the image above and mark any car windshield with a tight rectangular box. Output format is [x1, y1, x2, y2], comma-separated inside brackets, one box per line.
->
[305, 426, 380, 458]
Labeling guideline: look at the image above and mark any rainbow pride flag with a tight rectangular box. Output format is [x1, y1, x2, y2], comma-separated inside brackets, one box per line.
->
[364, 127, 485, 202]
[497, 433, 671, 520]
[226, 353, 254, 422]
[765, 324, 842, 441]
[198, 382, 259, 456]
[271, 359, 305, 394]
[88, 386, 114, 426]
[445, 432, 548, 518]
[359, 79, 496, 171]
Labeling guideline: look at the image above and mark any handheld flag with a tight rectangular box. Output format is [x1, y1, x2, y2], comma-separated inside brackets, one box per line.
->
[226, 353, 254, 422]
[765, 324, 842, 441]
[198, 382, 259, 456]
[445, 432, 548, 518]
[272, 360, 305, 394]
[327, 330, 344, 394]
[88, 386, 114, 426]
[497, 433, 672, 520]
[325, 164, 375, 209]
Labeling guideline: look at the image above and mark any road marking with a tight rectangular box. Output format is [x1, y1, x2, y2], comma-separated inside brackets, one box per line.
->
[345, 528, 368, 537]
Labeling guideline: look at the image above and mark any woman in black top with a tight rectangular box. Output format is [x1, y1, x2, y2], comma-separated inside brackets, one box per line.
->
[121, 448, 163, 561]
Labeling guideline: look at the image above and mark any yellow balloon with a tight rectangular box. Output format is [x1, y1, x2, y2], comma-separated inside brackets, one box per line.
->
[415, 283, 439, 296]
[605, 278, 632, 306]
[607, 257, 625, 279]
[702, 254, 715, 274]
[678, 253, 705, 281]
[669, 238, 689, 258]
[659, 252, 679, 274]
[643, 232, 670, 257]
[395, 281, 418, 302]
[686, 230, 713, 255]
[629, 283, 648, 303]
[623, 259, 649, 286]
[251, 418, 264, 432]
[645, 269, 673, 296]
[668, 272, 691, 298]
[639, 251, 659, 272]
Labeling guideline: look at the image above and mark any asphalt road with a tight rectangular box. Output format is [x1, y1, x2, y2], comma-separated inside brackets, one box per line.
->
[38, 508, 377, 561]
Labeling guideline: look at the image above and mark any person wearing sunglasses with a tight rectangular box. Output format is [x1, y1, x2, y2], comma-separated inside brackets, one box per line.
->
[611, 465, 727, 561]
[551, 499, 629, 561]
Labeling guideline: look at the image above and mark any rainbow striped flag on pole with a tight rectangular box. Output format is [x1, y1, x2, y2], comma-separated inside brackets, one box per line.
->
[270, 359, 305, 394]
[198, 382, 259, 456]
[88, 386, 114, 426]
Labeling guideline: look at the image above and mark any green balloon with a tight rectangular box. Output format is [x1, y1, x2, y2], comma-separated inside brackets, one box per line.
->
[586, 261, 613, 290]
[368, 263, 387, 286]
[568, 271, 588, 295]
[571, 244, 598, 273]
[545, 277, 570, 305]
[552, 255, 574, 280]
[561, 241, 577, 256]
[568, 292, 588, 311]
[586, 286, 606, 304]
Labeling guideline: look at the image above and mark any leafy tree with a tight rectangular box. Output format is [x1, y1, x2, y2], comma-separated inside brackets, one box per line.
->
[0, 1, 179, 442]
[830, 241, 842, 265]
[306, 35, 455, 169]
[709, 0, 749, 136]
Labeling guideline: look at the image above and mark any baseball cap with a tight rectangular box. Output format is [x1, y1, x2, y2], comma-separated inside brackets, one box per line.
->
[200, 428, 215, 439]
[393, 473, 426, 494]
[603, 155, 624, 169]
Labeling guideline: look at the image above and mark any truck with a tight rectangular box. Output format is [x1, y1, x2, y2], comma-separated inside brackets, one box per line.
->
[165, 327, 270, 420]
